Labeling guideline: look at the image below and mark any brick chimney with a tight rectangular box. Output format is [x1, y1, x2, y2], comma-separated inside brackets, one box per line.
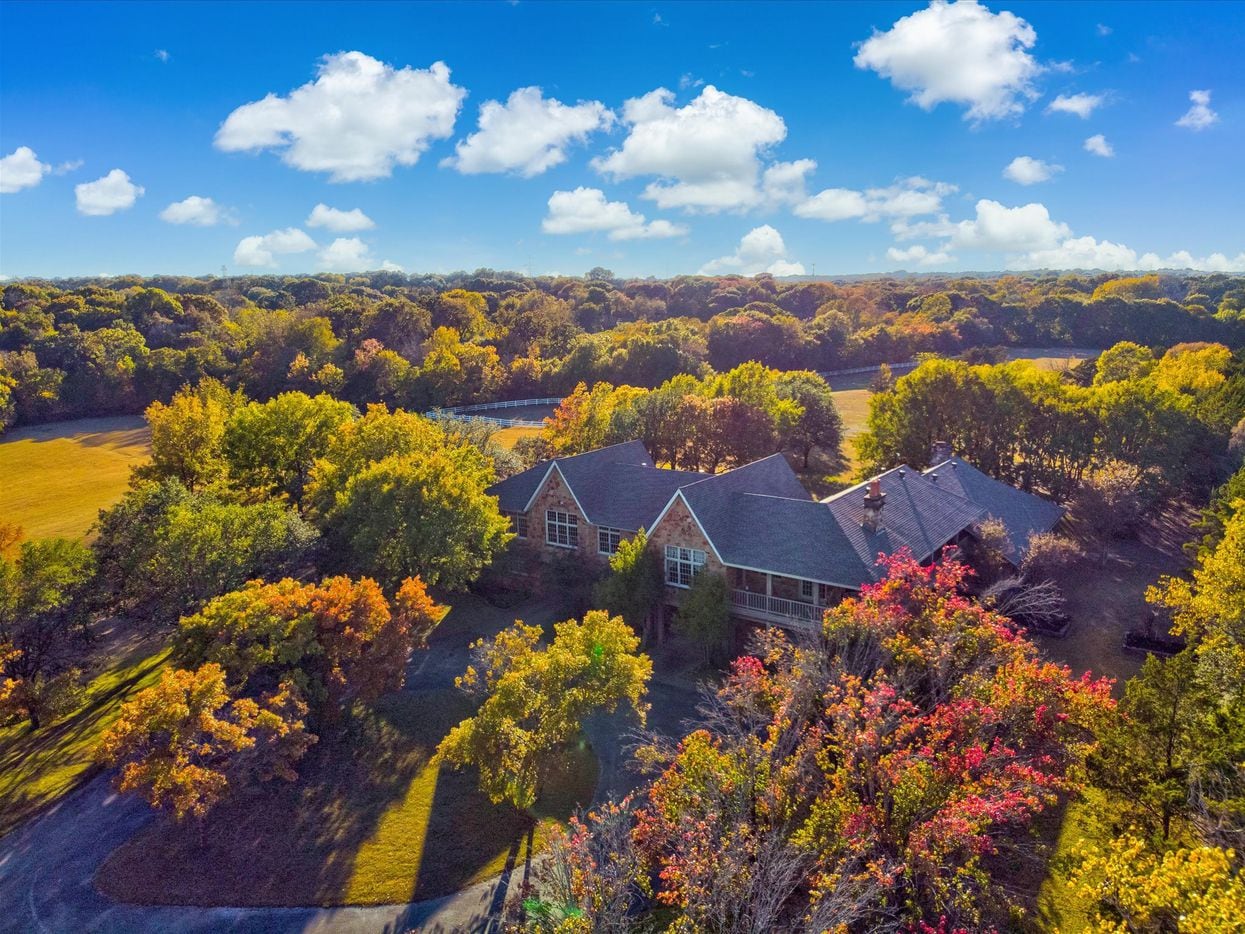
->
[862, 478, 886, 533]
[930, 440, 953, 464]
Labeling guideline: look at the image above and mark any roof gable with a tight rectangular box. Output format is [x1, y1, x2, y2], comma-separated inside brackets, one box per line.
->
[923, 457, 1065, 560]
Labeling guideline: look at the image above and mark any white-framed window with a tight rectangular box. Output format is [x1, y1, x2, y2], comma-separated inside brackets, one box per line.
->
[665, 545, 706, 588]
[504, 511, 528, 539]
[800, 579, 815, 600]
[546, 509, 579, 548]
[598, 527, 623, 555]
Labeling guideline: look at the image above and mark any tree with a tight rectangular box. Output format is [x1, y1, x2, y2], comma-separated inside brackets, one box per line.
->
[97, 663, 315, 821]
[135, 378, 244, 490]
[0, 537, 94, 728]
[674, 570, 732, 664]
[175, 575, 443, 722]
[330, 451, 511, 590]
[1069, 833, 1245, 933]
[1070, 460, 1153, 563]
[593, 528, 663, 643]
[628, 551, 1114, 929]
[92, 480, 319, 618]
[438, 611, 651, 808]
[1094, 341, 1156, 385]
[223, 392, 358, 505]
[775, 370, 845, 470]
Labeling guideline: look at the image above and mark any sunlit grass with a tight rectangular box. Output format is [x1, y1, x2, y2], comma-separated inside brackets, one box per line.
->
[0, 415, 150, 542]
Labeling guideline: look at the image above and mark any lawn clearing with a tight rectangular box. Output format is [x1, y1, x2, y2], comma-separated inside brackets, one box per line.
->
[0, 639, 169, 837]
[95, 687, 599, 907]
[0, 415, 150, 542]
[494, 424, 542, 451]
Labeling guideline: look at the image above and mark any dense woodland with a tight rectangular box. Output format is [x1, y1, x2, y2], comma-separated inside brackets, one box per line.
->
[2, 269, 1244, 431]
[2, 268, 1244, 930]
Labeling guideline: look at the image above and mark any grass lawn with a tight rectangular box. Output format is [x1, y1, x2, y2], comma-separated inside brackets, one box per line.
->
[95, 687, 599, 907]
[494, 424, 542, 451]
[0, 640, 170, 837]
[0, 415, 151, 542]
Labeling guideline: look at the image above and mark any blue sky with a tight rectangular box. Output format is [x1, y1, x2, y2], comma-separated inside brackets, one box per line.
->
[1, 0, 1242, 279]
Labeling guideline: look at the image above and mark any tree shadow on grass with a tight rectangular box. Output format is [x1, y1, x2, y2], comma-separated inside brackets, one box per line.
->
[92, 688, 596, 910]
[0, 649, 169, 836]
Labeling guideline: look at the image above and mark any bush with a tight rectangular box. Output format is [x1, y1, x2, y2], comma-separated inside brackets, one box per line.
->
[1021, 532, 1085, 582]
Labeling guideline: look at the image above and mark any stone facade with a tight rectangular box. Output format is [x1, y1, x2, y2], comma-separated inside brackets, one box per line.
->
[512, 466, 627, 565]
[645, 494, 725, 604]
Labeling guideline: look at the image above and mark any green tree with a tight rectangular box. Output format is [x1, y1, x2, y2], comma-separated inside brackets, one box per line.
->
[1093, 341, 1157, 385]
[775, 370, 845, 470]
[592, 528, 663, 642]
[330, 451, 511, 590]
[223, 392, 358, 505]
[93, 480, 318, 617]
[438, 611, 651, 808]
[0, 537, 94, 728]
[674, 570, 732, 664]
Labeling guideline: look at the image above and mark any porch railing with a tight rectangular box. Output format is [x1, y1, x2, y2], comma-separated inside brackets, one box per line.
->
[730, 589, 823, 629]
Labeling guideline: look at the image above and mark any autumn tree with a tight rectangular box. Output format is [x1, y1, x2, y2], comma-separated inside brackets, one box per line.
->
[97, 663, 315, 820]
[175, 575, 443, 722]
[622, 551, 1114, 929]
[438, 611, 651, 809]
[134, 378, 244, 490]
[1069, 833, 1245, 933]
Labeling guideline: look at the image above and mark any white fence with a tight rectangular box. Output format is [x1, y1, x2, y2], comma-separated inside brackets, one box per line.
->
[730, 589, 821, 629]
[426, 396, 564, 428]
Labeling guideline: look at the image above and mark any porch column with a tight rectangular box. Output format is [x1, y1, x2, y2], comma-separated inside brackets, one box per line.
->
[766, 574, 772, 597]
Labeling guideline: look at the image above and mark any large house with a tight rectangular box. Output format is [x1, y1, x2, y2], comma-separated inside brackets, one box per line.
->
[488, 440, 1064, 630]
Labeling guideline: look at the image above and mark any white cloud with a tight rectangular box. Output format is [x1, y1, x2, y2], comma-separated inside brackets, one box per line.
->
[887, 243, 954, 266]
[795, 176, 954, 222]
[1046, 92, 1105, 118]
[1002, 155, 1062, 185]
[951, 198, 1071, 252]
[306, 203, 375, 232]
[1084, 134, 1114, 157]
[542, 187, 688, 240]
[380, 260, 405, 272]
[233, 227, 316, 267]
[1096, 23, 1112, 36]
[1176, 89, 1219, 130]
[853, 0, 1041, 122]
[443, 86, 613, 177]
[318, 237, 373, 271]
[699, 224, 805, 276]
[592, 85, 788, 212]
[1138, 250, 1245, 272]
[215, 51, 466, 181]
[155, 49, 171, 63]
[160, 195, 231, 226]
[760, 159, 817, 207]
[0, 146, 51, 193]
[1020, 239, 1244, 272]
[53, 159, 83, 175]
[74, 169, 144, 215]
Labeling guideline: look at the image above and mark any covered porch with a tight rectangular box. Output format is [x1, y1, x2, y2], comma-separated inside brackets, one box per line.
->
[727, 568, 850, 631]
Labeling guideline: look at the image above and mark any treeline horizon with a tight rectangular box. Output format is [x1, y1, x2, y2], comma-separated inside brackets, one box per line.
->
[3, 267, 1243, 432]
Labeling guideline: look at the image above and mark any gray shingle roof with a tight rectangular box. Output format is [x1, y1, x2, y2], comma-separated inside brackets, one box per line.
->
[923, 457, 1065, 561]
[823, 467, 987, 580]
[486, 440, 708, 532]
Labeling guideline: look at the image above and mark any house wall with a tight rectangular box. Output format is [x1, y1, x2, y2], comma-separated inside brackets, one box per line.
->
[646, 495, 725, 604]
[518, 468, 624, 564]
